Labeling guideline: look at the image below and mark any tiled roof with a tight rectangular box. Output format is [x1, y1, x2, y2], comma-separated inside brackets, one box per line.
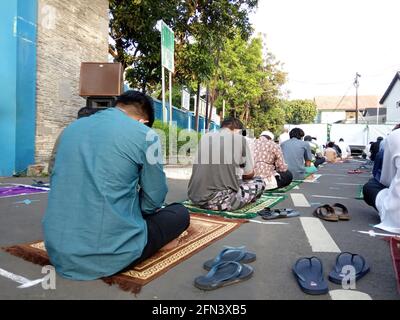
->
[314, 95, 380, 111]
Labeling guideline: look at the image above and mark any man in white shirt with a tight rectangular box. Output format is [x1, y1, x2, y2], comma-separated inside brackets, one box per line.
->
[279, 127, 290, 145]
[363, 128, 400, 234]
[337, 138, 351, 158]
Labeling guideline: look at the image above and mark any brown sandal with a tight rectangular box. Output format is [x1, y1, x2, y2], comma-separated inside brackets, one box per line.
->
[332, 203, 350, 220]
[313, 205, 338, 222]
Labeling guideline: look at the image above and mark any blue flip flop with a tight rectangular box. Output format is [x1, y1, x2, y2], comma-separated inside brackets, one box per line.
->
[293, 257, 329, 295]
[203, 246, 256, 271]
[328, 252, 370, 284]
[194, 261, 254, 291]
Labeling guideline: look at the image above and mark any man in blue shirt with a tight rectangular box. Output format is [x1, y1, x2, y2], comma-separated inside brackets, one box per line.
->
[281, 128, 313, 180]
[43, 91, 189, 280]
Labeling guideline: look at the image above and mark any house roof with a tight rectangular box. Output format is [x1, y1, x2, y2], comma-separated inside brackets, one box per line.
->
[314, 95, 380, 111]
[379, 72, 400, 104]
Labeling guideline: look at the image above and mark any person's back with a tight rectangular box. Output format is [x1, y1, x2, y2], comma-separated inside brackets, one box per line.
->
[338, 139, 351, 158]
[370, 137, 383, 161]
[43, 108, 167, 280]
[279, 129, 290, 145]
[363, 129, 400, 234]
[188, 117, 264, 212]
[281, 128, 312, 180]
[42, 92, 174, 280]
[324, 147, 337, 162]
[254, 138, 285, 178]
[254, 131, 292, 190]
[188, 128, 248, 206]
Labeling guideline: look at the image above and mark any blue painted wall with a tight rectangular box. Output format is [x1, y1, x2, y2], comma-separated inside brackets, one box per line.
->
[15, 0, 37, 173]
[0, 0, 37, 176]
[0, 2, 18, 176]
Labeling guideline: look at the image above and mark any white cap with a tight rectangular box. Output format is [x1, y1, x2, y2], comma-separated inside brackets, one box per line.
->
[260, 130, 274, 140]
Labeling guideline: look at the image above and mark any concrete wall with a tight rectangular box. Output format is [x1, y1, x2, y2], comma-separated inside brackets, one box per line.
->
[383, 79, 400, 124]
[35, 0, 109, 163]
[0, 0, 37, 176]
[319, 111, 346, 124]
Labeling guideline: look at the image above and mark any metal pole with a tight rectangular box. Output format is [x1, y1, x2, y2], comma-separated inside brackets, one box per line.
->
[205, 86, 209, 129]
[169, 71, 173, 125]
[162, 67, 166, 122]
[376, 104, 379, 124]
[356, 85, 358, 124]
[354, 72, 361, 124]
[222, 99, 226, 119]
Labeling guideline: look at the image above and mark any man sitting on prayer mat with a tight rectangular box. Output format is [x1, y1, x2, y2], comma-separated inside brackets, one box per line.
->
[188, 117, 265, 211]
[281, 128, 313, 180]
[363, 127, 400, 234]
[43, 90, 189, 280]
[253, 130, 293, 190]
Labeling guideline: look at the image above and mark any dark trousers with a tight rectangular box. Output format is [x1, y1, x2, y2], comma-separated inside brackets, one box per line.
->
[363, 178, 387, 210]
[128, 203, 190, 267]
[314, 157, 326, 168]
[275, 170, 293, 189]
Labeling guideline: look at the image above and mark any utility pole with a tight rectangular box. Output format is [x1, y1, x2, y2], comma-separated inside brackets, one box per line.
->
[354, 72, 361, 124]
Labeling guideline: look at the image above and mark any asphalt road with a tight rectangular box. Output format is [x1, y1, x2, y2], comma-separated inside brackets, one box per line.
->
[0, 160, 399, 300]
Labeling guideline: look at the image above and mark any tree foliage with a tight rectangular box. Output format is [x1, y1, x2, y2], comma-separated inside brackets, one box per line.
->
[109, 0, 258, 94]
[282, 99, 318, 124]
[213, 32, 287, 135]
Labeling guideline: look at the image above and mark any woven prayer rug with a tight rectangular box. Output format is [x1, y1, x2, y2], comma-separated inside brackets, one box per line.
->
[3, 214, 245, 294]
[183, 194, 286, 219]
[0, 184, 49, 199]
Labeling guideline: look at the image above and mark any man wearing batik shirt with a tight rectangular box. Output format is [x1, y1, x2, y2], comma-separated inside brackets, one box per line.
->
[254, 131, 293, 190]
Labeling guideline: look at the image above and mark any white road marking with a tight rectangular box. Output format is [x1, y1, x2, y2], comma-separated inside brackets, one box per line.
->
[290, 193, 311, 207]
[300, 217, 341, 253]
[293, 186, 300, 190]
[354, 230, 400, 238]
[249, 220, 289, 225]
[0, 268, 44, 289]
[312, 195, 350, 200]
[322, 174, 349, 177]
[329, 290, 372, 300]
[304, 174, 322, 183]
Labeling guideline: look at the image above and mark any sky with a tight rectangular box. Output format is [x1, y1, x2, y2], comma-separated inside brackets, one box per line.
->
[251, 0, 400, 100]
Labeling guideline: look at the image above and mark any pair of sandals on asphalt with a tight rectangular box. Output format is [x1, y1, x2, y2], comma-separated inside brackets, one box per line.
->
[313, 203, 350, 222]
[257, 208, 300, 220]
[293, 253, 370, 295]
[194, 246, 256, 291]
[348, 165, 371, 174]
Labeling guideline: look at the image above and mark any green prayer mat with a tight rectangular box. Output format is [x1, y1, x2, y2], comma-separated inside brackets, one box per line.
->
[356, 185, 364, 200]
[293, 172, 313, 182]
[184, 194, 286, 219]
[265, 180, 302, 194]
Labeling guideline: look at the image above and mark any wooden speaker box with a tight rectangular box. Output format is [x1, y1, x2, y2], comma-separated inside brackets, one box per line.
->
[79, 62, 123, 97]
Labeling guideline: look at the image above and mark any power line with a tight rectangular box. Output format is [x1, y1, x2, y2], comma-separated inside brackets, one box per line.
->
[330, 83, 354, 111]
[290, 65, 400, 86]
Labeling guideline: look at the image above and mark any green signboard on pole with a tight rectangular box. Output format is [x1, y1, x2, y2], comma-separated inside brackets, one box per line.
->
[161, 21, 175, 73]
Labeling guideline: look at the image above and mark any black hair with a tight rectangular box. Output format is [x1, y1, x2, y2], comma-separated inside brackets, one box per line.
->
[327, 142, 335, 148]
[289, 128, 305, 140]
[77, 107, 101, 119]
[339, 138, 344, 142]
[304, 135, 312, 142]
[116, 90, 155, 127]
[221, 117, 244, 130]
[377, 136, 383, 141]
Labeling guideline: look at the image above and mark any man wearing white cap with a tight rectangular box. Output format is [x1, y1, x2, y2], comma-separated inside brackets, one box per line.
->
[253, 130, 293, 190]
